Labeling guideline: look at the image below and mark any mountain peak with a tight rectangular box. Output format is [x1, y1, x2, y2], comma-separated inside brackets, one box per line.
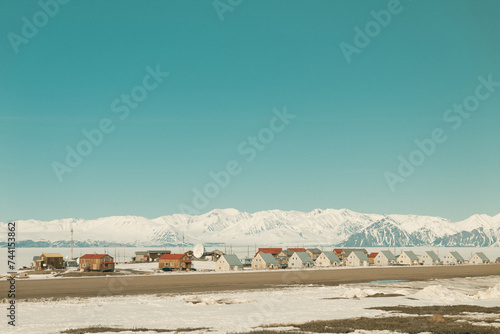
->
[3, 209, 499, 248]
[205, 208, 242, 216]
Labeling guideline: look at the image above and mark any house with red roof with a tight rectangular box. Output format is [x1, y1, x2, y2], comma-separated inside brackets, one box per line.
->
[368, 252, 379, 265]
[79, 254, 115, 272]
[288, 248, 307, 253]
[255, 248, 282, 257]
[333, 248, 343, 257]
[158, 253, 192, 271]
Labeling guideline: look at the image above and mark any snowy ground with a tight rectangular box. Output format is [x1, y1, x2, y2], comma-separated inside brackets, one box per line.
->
[3, 275, 500, 334]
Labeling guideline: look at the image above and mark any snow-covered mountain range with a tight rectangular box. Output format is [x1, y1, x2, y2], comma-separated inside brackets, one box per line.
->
[2, 208, 500, 247]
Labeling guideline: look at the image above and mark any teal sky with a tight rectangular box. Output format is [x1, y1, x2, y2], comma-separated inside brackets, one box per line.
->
[1, 0, 499, 222]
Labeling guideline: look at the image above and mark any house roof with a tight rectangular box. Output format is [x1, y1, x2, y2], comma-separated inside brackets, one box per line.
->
[343, 249, 368, 257]
[402, 251, 419, 261]
[449, 251, 465, 261]
[32, 256, 40, 261]
[289, 248, 307, 253]
[259, 253, 278, 265]
[349, 250, 369, 262]
[159, 254, 185, 260]
[135, 251, 148, 255]
[320, 251, 340, 263]
[368, 252, 379, 258]
[41, 253, 63, 258]
[473, 252, 490, 262]
[221, 254, 243, 267]
[280, 250, 295, 256]
[80, 254, 109, 259]
[333, 248, 343, 253]
[307, 248, 322, 254]
[293, 252, 314, 263]
[379, 250, 397, 262]
[423, 251, 440, 262]
[257, 248, 282, 255]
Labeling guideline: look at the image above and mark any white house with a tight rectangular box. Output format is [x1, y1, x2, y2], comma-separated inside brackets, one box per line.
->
[346, 250, 369, 267]
[315, 251, 341, 267]
[442, 251, 465, 265]
[373, 250, 397, 266]
[216, 254, 243, 271]
[252, 252, 279, 270]
[419, 251, 441, 266]
[288, 252, 314, 269]
[469, 252, 490, 265]
[397, 251, 419, 265]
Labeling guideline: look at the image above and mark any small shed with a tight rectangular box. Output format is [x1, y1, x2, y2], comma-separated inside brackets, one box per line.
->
[373, 250, 397, 266]
[79, 254, 115, 272]
[252, 252, 279, 270]
[315, 251, 341, 267]
[346, 250, 369, 267]
[288, 252, 314, 268]
[216, 254, 243, 271]
[469, 252, 490, 265]
[443, 251, 465, 265]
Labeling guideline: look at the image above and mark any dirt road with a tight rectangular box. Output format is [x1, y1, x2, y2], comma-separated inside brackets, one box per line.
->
[6, 265, 500, 300]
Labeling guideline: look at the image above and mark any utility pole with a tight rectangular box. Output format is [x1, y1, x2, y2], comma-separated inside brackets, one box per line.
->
[70, 224, 74, 260]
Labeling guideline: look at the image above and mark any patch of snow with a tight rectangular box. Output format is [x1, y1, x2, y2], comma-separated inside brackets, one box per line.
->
[474, 283, 500, 300]
[411, 285, 471, 302]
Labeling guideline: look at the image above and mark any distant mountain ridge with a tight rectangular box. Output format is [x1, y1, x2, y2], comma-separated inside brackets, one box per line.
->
[1, 209, 499, 248]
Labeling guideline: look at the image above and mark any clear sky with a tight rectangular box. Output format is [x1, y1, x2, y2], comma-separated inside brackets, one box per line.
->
[1, 0, 499, 222]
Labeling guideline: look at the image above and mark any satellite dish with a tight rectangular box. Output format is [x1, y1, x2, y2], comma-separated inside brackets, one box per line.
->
[193, 244, 205, 258]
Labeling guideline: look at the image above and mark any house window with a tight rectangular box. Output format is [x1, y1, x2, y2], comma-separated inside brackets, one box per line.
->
[82, 263, 86, 267]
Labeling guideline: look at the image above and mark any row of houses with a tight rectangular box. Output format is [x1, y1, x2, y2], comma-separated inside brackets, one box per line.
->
[214, 248, 499, 271]
[30, 248, 499, 273]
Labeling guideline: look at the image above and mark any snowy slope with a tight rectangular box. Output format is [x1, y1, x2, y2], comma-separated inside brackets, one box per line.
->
[1, 209, 499, 247]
